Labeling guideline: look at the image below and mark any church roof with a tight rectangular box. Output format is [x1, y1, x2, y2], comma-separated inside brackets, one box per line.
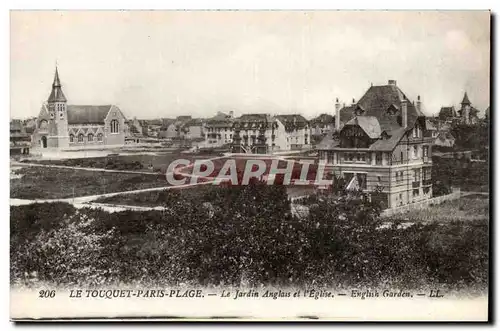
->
[461, 92, 471, 105]
[47, 67, 67, 103]
[67, 105, 113, 125]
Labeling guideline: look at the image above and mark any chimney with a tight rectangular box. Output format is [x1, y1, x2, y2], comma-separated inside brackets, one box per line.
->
[388, 80, 397, 86]
[416, 95, 422, 113]
[229, 111, 234, 118]
[351, 98, 356, 105]
[335, 98, 341, 131]
[401, 98, 408, 129]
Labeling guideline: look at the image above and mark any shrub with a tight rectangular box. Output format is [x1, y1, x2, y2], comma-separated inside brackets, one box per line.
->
[10, 186, 489, 291]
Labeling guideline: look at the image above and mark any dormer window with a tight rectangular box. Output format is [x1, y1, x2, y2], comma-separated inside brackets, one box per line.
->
[387, 104, 398, 115]
[354, 105, 365, 116]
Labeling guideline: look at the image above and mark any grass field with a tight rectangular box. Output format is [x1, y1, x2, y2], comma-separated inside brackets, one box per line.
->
[10, 166, 169, 199]
[386, 195, 489, 223]
[23, 152, 221, 173]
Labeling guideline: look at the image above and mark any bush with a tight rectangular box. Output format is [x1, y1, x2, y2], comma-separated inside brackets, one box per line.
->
[10, 186, 489, 291]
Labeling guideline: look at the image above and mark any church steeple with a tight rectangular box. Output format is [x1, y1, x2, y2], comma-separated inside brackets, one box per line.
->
[461, 92, 471, 106]
[48, 66, 67, 103]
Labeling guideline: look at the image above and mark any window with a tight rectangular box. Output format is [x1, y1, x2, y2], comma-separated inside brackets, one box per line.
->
[69, 134, 74, 143]
[401, 151, 404, 163]
[413, 169, 421, 182]
[376, 152, 382, 165]
[412, 146, 417, 159]
[377, 175, 382, 183]
[423, 146, 429, 157]
[356, 173, 367, 190]
[327, 152, 335, 164]
[413, 189, 419, 197]
[97, 133, 103, 142]
[88, 133, 94, 142]
[59, 110, 64, 119]
[110, 120, 119, 133]
[78, 134, 84, 142]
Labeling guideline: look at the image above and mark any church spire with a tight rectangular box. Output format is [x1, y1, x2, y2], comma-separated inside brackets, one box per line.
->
[461, 92, 471, 105]
[48, 66, 67, 103]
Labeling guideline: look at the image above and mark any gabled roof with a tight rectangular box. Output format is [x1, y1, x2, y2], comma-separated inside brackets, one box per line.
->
[316, 131, 340, 149]
[439, 106, 457, 118]
[10, 120, 23, 132]
[437, 131, 455, 142]
[345, 116, 381, 139]
[275, 114, 309, 131]
[368, 127, 406, 151]
[236, 114, 272, 122]
[310, 113, 334, 126]
[338, 84, 423, 132]
[67, 105, 112, 125]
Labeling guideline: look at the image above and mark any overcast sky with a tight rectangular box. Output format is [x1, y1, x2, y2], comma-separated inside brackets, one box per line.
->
[11, 10, 490, 120]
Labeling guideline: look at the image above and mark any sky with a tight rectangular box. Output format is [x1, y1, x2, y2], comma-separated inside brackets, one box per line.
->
[10, 10, 491, 120]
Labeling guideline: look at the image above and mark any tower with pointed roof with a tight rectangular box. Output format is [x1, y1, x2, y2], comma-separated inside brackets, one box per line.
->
[46, 66, 69, 148]
[460, 92, 472, 125]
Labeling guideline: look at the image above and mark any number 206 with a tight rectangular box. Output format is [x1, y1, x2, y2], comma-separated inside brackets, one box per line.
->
[39, 290, 55, 298]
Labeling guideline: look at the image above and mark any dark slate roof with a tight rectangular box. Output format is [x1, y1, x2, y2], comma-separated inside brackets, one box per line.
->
[439, 106, 456, 118]
[237, 114, 272, 122]
[176, 116, 192, 122]
[275, 114, 309, 131]
[185, 118, 204, 126]
[368, 127, 406, 151]
[47, 67, 67, 103]
[316, 131, 340, 149]
[437, 131, 455, 142]
[310, 113, 334, 126]
[67, 105, 112, 125]
[338, 84, 423, 132]
[425, 118, 438, 131]
[345, 116, 381, 139]
[10, 120, 23, 131]
[461, 92, 471, 105]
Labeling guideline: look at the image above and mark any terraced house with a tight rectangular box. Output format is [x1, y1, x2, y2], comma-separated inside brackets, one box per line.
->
[231, 114, 311, 154]
[204, 111, 235, 147]
[318, 80, 433, 209]
[31, 67, 127, 150]
[275, 115, 311, 150]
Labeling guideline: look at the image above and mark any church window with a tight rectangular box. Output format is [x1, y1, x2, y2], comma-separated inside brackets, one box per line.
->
[78, 134, 84, 142]
[39, 120, 48, 130]
[88, 133, 94, 142]
[110, 120, 119, 133]
[97, 133, 103, 142]
[69, 134, 74, 143]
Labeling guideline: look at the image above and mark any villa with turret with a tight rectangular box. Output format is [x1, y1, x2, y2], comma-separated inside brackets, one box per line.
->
[31, 67, 127, 150]
[317, 80, 434, 209]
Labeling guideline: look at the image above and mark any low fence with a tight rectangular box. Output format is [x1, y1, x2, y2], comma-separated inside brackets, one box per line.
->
[381, 188, 461, 217]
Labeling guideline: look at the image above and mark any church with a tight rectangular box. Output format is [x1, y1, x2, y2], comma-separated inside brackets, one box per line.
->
[31, 67, 127, 150]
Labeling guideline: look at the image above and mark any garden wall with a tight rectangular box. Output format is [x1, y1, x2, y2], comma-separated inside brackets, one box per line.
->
[381, 188, 461, 217]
